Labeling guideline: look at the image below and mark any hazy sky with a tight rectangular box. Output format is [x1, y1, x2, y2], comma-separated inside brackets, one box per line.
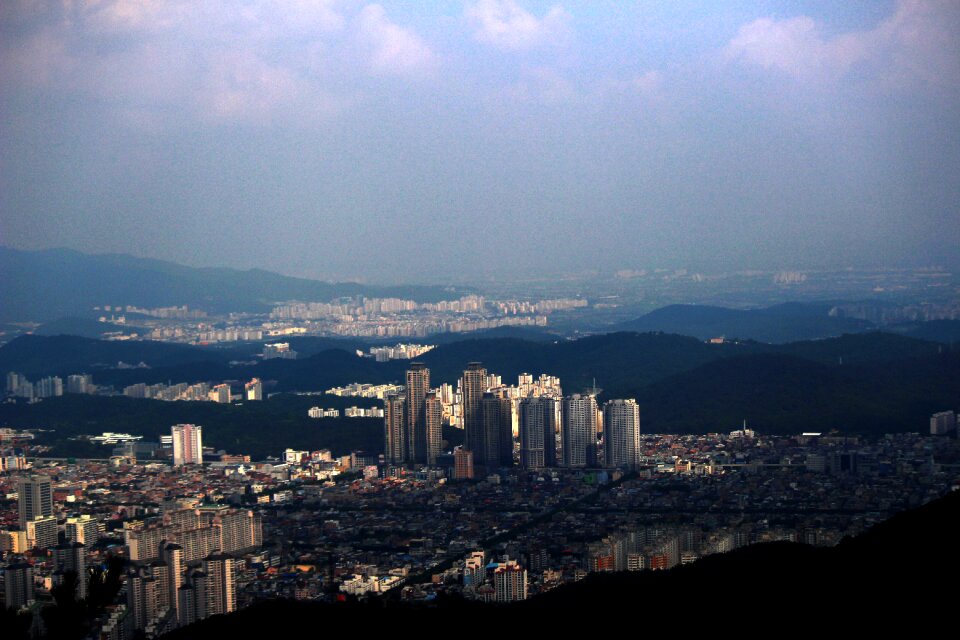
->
[2, 1, 958, 282]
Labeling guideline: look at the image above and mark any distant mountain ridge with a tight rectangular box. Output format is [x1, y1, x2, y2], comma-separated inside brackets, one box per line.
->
[0, 247, 464, 321]
[611, 302, 874, 343]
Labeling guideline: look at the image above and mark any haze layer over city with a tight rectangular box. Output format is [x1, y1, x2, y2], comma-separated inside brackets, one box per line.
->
[1, 2, 960, 638]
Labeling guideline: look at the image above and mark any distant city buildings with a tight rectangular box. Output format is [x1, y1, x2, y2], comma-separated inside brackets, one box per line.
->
[930, 410, 957, 435]
[326, 382, 404, 399]
[245, 378, 263, 401]
[362, 343, 435, 361]
[5, 372, 64, 399]
[263, 342, 297, 360]
[308, 406, 340, 419]
[209, 383, 231, 404]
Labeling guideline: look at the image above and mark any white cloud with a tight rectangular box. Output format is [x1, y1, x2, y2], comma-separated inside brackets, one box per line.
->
[465, 0, 571, 51]
[725, 0, 960, 90]
[0, 1, 426, 125]
[356, 4, 436, 76]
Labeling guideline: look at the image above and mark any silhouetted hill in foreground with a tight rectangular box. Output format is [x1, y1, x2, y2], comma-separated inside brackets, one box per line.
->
[160, 489, 960, 636]
[891, 319, 960, 345]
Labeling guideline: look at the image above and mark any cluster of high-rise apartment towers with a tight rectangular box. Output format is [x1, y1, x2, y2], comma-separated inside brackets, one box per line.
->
[384, 362, 641, 475]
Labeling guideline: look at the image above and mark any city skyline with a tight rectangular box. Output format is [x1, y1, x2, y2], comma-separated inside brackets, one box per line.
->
[1, 1, 959, 634]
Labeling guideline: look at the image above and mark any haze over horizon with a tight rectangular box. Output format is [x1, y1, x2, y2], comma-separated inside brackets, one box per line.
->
[2, 1, 959, 283]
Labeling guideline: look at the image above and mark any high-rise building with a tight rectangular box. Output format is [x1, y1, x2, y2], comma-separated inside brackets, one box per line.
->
[405, 363, 430, 464]
[493, 560, 528, 602]
[202, 552, 236, 616]
[65, 515, 101, 546]
[384, 394, 406, 464]
[171, 424, 203, 466]
[127, 568, 161, 630]
[4, 562, 34, 609]
[26, 515, 58, 550]
[125, 522, 176, 562]
[6, 372, 23, 394]
[0, 530, 28, 553]
[67, 374, 94, 394]
[519, 396, 559, 469]
[35, 376, 63, 398]
[148, 560, 171, 613]
[209, 384, 231, 404]
[177, 526, 219, 563]
[163, 543, 184, 622]
[207, 508, 263, 554]
[603, 399, 641, 469]
[461, 363, 487, 460]
[930, 410, 957, 435]
[425, 392, 443, 466]
[463, 551, 485, 588]
[481, 392, 513, 468]
[17, 474, 53, 528]
[244, 378, 263, 401]
[53, 542, 88, 600]
[562, 394, 598, 468]
[453, 447, 474, 480]
[177, 581, 201, 627]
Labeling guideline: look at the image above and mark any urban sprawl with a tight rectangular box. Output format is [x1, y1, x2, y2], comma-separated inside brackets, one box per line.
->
[1, 362, 959, 638]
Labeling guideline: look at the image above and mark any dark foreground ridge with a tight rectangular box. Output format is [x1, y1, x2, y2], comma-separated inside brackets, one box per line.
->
[161, 489, 960, 636]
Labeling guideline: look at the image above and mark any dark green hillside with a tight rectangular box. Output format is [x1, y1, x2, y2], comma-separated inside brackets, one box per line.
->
[0, 394, 387, 460]
[633, 351, 960, 435]
[612, 302, 873, 342]
[0, 335, 243, 376]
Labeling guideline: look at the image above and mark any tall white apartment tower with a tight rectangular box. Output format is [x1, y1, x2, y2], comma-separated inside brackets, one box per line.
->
[603, 399, 641, 469]
[202, 552, 236, 616]
[172, 424, 203, 466]
[18, 475, 54, 528]
[562, 394, 598, 468]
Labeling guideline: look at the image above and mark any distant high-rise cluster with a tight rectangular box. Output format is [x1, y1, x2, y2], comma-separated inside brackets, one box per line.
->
[384, 362, 641, 473]
[384, 363, 443, 466]
[5, 372, 64, 399]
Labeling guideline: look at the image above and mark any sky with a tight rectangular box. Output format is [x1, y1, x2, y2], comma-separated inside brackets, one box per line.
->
[1, 0, 958, 283]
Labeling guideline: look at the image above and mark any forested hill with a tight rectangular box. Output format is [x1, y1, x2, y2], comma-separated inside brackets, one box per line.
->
[2, 332, 957, 448]
[0, 246, 462, 321]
